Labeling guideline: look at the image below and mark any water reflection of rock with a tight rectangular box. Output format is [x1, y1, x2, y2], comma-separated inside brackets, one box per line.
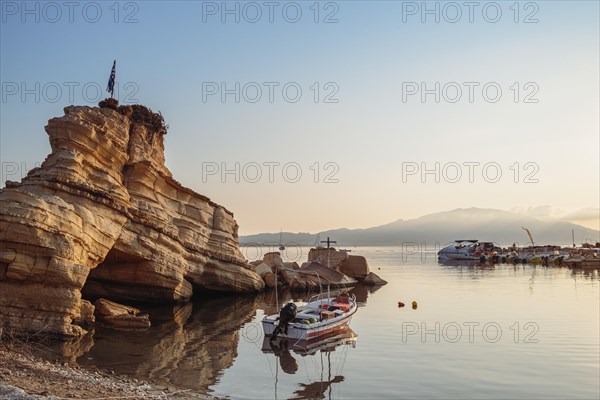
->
[349, 282, 383, 305]
[71, 295, 260, 391]
[36, 332, 95, 364]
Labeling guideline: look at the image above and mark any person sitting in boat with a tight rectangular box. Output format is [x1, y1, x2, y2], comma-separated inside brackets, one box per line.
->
[271, 302, 297, 340]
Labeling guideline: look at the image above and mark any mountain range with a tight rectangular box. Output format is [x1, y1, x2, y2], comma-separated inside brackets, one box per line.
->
[240, 207, 600, 247]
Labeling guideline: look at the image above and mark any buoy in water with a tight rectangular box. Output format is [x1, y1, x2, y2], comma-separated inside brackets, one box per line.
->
[412, 301, 417, 309]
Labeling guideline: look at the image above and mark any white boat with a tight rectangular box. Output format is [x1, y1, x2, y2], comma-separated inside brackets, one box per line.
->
[262, 292, 357, 340]
[262, 236, 358, 340]
[438, 240, 496, 261]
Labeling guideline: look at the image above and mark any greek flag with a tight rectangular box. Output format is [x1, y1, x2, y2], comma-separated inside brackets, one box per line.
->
[106, 60, 116, 98]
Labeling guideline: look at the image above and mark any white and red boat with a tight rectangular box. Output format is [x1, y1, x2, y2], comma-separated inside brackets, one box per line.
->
[262, 292, 357, 340]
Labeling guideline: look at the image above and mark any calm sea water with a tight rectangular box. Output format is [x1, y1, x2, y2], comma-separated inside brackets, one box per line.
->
[53, 247, 599, 399]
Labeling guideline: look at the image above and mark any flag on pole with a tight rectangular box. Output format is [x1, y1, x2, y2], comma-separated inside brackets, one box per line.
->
[106, 60, 116, 98]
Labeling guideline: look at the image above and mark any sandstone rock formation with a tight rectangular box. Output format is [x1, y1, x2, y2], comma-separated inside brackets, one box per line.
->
[362, 271, 388, 286]
[253, 251, 359, 291]
[253, 248, 386, 291]
[340, 255, 370, 280]
[285, 262, 357, 291]
[308, 248, 371, 280]
[0, 104, 263, 337]
[283, 261, 300, 270]
[306, 247, 386, 287]
[94, 298, 151, 330]
[308, 247, 348, 270]
[254, 262, 273, 278]
[262, 252, 285, 270]
[254, 262, 277, 288]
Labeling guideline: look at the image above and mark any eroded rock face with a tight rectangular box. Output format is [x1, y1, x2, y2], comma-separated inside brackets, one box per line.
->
[263, 252, 285, 270]
[94, 298, 151, 330]
[340, 255, 370, 280]
[362, 271, 388, 286]
[0, 105, 263, 337]
[307, 248, 349, 270]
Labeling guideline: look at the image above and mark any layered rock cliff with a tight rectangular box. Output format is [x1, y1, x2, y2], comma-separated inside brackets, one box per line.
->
[0, 104, 264, 337]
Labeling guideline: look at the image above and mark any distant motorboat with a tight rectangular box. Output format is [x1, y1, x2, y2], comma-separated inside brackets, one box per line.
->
[438, 240, 496, 261]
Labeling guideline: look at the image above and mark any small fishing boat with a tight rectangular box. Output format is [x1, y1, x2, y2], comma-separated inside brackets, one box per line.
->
[262, 236, 358, 341]
[262, 292, 357, 340]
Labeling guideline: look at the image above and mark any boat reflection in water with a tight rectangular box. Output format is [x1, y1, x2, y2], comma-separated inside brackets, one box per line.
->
[438, 259, 496, 269]
[261, 326, 357, 400]
[262, 325, 357, 357]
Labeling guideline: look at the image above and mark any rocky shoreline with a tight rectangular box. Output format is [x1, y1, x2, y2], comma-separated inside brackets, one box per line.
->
[0, 346, 211, 399]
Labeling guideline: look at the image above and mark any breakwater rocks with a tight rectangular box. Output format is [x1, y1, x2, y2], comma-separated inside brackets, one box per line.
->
[249, 250, 387, 291]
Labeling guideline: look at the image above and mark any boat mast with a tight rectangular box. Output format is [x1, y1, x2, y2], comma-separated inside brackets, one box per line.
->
[279, 229, 285, 251]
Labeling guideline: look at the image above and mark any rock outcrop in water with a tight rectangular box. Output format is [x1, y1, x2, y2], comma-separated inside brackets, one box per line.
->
[252, 250, 385, 291]
[0, 103, 264, 337]
[307, 247, 375, 281]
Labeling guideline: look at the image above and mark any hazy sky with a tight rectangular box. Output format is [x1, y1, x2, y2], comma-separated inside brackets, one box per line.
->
[1, 1, 598, 234]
